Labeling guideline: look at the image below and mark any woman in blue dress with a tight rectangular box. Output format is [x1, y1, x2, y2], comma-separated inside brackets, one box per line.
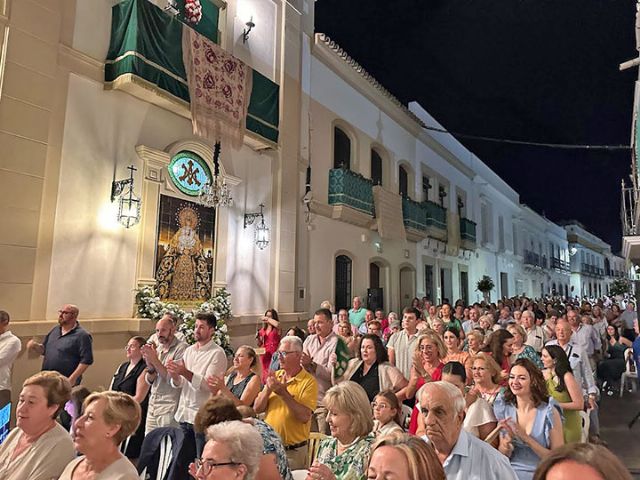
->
[494, 358, 564, 480]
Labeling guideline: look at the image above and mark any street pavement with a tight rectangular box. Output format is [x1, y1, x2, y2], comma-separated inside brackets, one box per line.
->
[600, 389, 640, 478]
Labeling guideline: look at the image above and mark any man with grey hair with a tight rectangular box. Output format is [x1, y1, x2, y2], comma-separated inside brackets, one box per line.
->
[254, 335, 318, 470]
[0, 311, 20, 410]
[348, 296, 366, 329]
[420, 381, 517, 480]
[522, 310, 545, 353]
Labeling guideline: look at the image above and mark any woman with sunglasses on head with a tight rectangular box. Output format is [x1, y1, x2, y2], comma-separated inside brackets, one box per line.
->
[207, 345, 262, 407]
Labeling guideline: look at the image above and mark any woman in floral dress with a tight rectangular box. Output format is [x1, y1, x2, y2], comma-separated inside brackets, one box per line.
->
[308, 382, 375, 480]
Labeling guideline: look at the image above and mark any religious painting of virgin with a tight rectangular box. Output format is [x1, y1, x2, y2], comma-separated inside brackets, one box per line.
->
[155, 195, 215, 302]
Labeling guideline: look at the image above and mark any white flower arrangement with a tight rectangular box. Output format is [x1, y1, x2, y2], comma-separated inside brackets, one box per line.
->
[136, 286, 232, 355]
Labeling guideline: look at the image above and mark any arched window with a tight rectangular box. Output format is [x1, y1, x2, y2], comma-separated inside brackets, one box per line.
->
[334, 127, 351, 170]
[335, 255, 353, 311]
[371, 149, 383, 186]
[399, 165, 408, 198]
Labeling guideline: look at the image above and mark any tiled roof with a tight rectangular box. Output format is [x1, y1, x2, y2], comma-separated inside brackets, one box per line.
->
[315, 33, 426, 128]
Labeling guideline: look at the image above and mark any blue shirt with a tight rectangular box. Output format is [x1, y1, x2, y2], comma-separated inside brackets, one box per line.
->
[422, 429, 517, 480]
[42, 323, 93, 383]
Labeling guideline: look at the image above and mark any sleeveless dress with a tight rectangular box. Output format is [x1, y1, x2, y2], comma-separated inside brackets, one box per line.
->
[225, 371, 257, 400]
[493, 394, 561, 480]
[110, 360, 148, 459]
[545, 377, 581, 443]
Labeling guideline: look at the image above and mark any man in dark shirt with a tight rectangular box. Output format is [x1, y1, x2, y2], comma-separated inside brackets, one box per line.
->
[27, 304, 93, 385]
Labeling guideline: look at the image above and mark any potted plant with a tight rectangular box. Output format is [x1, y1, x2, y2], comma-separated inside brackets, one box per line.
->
[476, 275, 495, 303]
[609, 278, 631, 298]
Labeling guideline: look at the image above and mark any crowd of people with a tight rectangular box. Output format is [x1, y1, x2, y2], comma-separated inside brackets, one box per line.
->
[0, 292, 637, 479]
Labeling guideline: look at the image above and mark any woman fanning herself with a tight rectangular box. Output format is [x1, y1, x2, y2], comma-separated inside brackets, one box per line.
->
[494, 359, 564, 480]
[207, 345, 261, 407]
[541, 346, 583, 443]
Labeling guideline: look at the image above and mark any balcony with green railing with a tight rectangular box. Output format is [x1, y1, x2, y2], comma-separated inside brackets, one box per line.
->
[328, 168, 374, 215]
[400, 198, 448, 241]
[425, 201, 447, 231]
[460, 218, 477, 249]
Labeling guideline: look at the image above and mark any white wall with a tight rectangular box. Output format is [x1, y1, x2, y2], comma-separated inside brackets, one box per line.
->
[49, 73, 275, 319]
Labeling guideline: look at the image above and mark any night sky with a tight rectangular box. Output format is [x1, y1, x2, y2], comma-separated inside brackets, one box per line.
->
[315, 0, 638, 252]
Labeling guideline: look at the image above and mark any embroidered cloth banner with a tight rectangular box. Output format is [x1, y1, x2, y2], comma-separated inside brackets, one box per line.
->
[182, 27, 252, 148]
[373, 185, 406, 241]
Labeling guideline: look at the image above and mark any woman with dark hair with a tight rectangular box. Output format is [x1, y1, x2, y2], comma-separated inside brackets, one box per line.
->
[440, 304, 465, 340]
[597, 324, 632, 394]
[109, 336, 150, 460]
[494, 359, 564, 480]
[333, 334, 407, 402]
[285, 326, 307, 341]
[257, 309, 280, 383]
[443, 327, 472, 382]
[541, 346, 583, 443]
[483, 329, 515, 378]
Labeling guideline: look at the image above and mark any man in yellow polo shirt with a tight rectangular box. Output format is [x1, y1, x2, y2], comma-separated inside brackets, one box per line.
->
[254, 335, 318, 469]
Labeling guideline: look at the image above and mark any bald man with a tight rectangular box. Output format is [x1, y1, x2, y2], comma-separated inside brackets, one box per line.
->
[27, 304, 93, 386]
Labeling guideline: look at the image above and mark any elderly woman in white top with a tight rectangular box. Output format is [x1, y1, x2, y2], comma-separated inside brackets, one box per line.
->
[194, 421, 264, 480]
[59, 391, 141, 480]
[0, 371, 75, 480]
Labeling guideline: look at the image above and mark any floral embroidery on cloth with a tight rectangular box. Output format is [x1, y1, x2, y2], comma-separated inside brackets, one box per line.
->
[182, 28, 252, 148]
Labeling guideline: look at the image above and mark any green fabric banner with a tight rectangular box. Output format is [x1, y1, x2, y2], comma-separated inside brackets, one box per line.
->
[105, 0, 279, 144]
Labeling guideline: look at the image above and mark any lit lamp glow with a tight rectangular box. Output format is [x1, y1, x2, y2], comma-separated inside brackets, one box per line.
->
[111, 165, 142, 228]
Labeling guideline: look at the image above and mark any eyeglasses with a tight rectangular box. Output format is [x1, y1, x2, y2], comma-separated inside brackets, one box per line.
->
[419, 344, 435, 351]
[195, 458, 240, 475]
[58, 310, 74, 315]
[371, 402, 390, 410]
[278, 350, 299, 358]
[124, 344, 138, 351]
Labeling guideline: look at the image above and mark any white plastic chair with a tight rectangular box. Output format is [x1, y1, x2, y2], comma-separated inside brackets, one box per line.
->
[400, 404, 413, 430]
[619, 348, 637, 398]
[578, 410, 590, 443]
